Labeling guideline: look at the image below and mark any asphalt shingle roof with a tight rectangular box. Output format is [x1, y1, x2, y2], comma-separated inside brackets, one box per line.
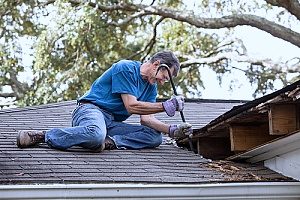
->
[0, 100, 292, 184]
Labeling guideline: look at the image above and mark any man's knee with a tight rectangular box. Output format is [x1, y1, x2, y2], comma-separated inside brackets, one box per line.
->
[86, 125, 105, 145]
[153, 133, 163, 147]
[145, 127, 162, 147]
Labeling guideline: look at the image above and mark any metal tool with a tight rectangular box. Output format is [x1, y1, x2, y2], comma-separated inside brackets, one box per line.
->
[158, 64, 195, 152]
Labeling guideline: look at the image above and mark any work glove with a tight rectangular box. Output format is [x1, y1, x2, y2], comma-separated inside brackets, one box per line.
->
[169, 122, 193, 139]
[162, 95, 184, 117]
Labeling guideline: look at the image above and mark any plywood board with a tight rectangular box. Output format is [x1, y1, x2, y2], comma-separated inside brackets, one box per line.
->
[230, 123, 278, 152]
[269, 104, 297, 135]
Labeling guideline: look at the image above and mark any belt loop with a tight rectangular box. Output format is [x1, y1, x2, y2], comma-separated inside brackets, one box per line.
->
[76, 99, 80, 106]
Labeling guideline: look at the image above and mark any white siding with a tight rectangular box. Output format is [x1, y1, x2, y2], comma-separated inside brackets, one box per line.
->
[265, 148, 300, 181]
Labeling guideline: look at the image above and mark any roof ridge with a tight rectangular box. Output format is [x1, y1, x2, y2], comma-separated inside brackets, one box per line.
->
[183, 98, 249, 103]
[156, 98, 248, 103]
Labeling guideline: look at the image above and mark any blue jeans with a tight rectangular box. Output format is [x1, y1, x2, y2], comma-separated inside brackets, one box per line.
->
[45, 103, 162, 150]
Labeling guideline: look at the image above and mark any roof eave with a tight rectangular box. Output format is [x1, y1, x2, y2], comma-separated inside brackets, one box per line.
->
[227, 130, 300, 163]
[1, 182, 300, 199]
[197, 80, 300, 134]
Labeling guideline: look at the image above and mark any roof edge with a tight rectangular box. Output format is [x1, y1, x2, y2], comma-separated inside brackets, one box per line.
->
[227, 130, 300, 163]
[0, 98, 247, 115]
[157, 98, 249, 103]
[1, 182, 300, 199]
[200, 80, 300, 131]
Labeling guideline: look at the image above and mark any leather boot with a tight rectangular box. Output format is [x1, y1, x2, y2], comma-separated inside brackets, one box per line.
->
[17, 130, 46, 148]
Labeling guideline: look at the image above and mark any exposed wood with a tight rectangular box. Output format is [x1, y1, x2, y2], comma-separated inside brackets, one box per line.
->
[197, 137, 232, 160]
[230, 123, 278, 152]
[269, 104, 297, 135]
[206, 112, 268, 133]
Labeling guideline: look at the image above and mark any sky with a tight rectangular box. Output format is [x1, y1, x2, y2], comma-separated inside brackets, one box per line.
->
[18, 30, 299, 101]
[2, 1, 300, 107]
[200, 26, 300, 100]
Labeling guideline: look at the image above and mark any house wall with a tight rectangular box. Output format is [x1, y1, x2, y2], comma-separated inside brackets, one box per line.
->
[265, 148, 300, 181]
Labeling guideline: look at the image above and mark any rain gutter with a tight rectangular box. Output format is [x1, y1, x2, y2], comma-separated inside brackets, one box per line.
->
[1, 182, 300, 199]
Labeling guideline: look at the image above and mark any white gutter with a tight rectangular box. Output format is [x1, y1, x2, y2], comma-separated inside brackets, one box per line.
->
[1, 182, 300, 199]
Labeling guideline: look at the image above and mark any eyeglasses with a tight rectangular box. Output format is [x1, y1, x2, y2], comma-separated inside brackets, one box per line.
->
[160, 69, 171, 82]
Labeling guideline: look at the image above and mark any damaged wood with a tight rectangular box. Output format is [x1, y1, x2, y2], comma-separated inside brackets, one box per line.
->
[230, 123, 279, 152]
[197, 137, 232, 159]
[179, 81, 300, 159]
[268, 104, 297, 135]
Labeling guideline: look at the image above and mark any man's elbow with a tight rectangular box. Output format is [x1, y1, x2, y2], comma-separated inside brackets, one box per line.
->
[126, 99, 151, 115]
[126, 107, 135, 115]
[126, 103, 140, 115]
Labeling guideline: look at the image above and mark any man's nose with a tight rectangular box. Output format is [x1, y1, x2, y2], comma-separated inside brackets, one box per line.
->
[158, 79, 165, 85]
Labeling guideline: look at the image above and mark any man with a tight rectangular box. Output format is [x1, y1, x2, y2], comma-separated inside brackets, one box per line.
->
[17, 51, 192, 152]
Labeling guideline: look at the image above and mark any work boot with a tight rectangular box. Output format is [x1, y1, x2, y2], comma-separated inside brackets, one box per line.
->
[104, 137, 116, 150]
[91, 137, 115, 152]
[91, 143, 105, 153]
[17, 130, 46, 148]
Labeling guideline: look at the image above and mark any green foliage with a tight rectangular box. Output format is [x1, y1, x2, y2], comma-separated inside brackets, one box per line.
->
[0, 0, 40, 103]
[0, 0, 299, 106]
[245, 64, 288, 97]
[23, 1, 140, 105]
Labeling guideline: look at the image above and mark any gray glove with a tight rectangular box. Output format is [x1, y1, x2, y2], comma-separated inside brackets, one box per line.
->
[162, 95, 184, 117]
[169, 122, 193, 139]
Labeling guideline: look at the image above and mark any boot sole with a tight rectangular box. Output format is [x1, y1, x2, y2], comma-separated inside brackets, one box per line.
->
[16, 131, 23, 148]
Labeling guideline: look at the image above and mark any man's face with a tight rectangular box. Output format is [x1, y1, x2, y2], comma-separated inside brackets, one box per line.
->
[148, 61, 175, 85]
[155, 68, 173, 85]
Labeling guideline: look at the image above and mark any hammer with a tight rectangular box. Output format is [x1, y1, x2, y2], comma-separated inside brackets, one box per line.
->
[158, 64, 195, 152]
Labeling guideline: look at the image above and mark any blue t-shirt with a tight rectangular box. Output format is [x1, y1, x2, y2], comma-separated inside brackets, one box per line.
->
[79, 60, 157, 121]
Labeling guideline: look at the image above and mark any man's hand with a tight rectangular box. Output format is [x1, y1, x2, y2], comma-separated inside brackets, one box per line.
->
[162, 95, 184, 117]
[169, 123, 193, 139]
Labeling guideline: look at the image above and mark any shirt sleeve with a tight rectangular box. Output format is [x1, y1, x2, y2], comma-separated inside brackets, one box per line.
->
[111, 62, 137, 97]
[147, 85, 157, 103]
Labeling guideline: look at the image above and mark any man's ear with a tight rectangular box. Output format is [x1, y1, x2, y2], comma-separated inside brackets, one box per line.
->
[152, 60, 161, 76]
[153, 60, 160, 70]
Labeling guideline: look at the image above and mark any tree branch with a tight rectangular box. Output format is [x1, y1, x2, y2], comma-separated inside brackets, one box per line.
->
[45, 1, 300, 47]
[44, 1, 300, 48]
[0, 92, 15, 98]
[7, 70, 29, 100]
[126, 17, 165, 61]
[141, 17, 164, 61]
[108, 10, 148, 26]
[180, 52, 300, 74]
[265, 0, 300, 20]
[134, 4, 300, 48]
[44, 0, 136, 12]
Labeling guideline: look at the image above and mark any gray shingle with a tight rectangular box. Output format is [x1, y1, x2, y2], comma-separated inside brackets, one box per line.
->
[0, 99, 292, 184]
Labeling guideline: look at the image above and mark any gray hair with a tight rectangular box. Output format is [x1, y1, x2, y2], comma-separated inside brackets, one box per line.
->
[149, 51, 180, 77]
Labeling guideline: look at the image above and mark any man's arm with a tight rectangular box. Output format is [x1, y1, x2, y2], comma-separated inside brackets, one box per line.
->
[140, 114, 169, 134]
[121, 93, 184, 117]
[121, 94, 193, 137]
[121, 93, 164, 115]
